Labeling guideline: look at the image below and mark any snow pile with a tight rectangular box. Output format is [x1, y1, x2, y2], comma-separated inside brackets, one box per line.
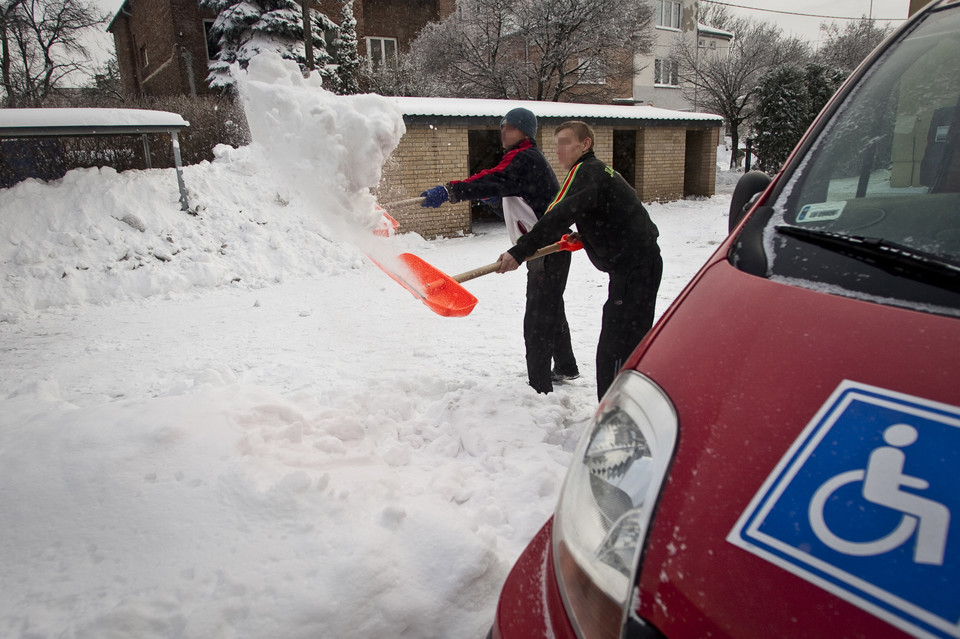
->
[0, 54, 406, 322]
[0, 55, 734, 638]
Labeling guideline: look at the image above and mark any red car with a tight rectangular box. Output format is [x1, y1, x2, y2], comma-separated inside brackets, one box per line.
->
[489, 2, 960, 638]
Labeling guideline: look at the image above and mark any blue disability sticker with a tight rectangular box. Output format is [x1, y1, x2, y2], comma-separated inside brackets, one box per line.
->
[728, 381, 960, 638]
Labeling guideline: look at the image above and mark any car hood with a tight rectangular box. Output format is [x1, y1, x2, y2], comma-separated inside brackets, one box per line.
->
[630, 258, 960, 638]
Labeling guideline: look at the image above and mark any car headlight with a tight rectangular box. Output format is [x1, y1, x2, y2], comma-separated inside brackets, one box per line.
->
[553, 371, 678, 638]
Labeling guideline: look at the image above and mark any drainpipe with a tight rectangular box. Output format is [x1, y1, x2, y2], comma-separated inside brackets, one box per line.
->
[302, 0, 314, 76]
[180, 46, 196, 97]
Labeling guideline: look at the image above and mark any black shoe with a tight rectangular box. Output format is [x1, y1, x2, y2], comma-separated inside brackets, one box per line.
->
[551, 370, 580, 383]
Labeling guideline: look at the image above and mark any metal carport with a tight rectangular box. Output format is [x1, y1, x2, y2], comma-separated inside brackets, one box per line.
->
[0, 108, 191, 210]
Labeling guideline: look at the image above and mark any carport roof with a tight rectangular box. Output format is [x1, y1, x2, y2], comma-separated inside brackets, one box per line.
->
[0, 108, 189, 137]
[389, 96, 723, 125]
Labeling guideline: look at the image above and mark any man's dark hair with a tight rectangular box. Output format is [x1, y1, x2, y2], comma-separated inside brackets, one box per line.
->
[555, 121, 595, 150]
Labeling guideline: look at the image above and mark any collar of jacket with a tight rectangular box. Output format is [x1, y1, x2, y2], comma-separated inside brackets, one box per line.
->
[573, 150, 596, 166]
[507, 138, 535, 152]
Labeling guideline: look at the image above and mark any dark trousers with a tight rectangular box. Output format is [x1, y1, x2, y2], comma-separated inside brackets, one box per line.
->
[596, 251, 663, 400]
[524, 251, 578, 393]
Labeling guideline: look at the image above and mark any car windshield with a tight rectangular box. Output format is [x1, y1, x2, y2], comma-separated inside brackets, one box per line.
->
[759, 4, 960, 312]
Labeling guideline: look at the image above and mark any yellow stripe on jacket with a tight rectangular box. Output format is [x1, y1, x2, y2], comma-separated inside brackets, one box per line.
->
[547, 163, 583, 213]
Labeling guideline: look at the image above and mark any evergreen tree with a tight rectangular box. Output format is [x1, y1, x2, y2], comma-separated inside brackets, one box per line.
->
[329, 0, 361, 95]
[753, 65, 809, 174]
[310, 10, 338, 86]
[804, 61, 846, 123]
[201, 0, 336, 90]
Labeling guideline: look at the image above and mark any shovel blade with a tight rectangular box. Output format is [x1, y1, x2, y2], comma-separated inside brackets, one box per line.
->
[371, 253, 478, 317]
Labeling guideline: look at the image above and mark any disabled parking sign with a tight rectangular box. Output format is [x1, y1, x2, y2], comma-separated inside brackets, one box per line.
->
[728, 380, 960, 638]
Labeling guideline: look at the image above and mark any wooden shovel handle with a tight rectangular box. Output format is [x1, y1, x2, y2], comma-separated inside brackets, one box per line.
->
[381, 196, 426, 210]
[452, 242, 564, 283]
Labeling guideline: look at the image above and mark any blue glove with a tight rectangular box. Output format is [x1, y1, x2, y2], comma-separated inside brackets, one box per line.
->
[420, 185, 449, 208]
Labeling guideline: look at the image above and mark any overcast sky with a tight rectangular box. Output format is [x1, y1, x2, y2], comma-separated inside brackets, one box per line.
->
[92, 0, 912, 55]
[714, 0, 909, 46]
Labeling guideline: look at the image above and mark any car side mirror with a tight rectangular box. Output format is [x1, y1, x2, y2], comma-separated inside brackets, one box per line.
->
[729, 171, 772, 233]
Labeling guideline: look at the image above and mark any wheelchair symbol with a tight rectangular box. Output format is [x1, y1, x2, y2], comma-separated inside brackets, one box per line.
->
[808, 424, 951, 565]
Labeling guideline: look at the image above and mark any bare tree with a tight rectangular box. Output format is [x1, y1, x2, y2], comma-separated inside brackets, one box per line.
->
[406, 0, 516, 99]
[696, 2, 735, 32]
[1, 0, 106, 106]
[673, 14, 809, 168]
[817, 17, 893, 75]
[405, 0, 653, 102]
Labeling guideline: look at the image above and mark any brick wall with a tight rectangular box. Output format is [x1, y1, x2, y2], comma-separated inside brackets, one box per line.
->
[684, 128, 720, 197]
[111, 15, 138, 97]
[636, 127, 687, 202]
[378, 123, 473, 238]
[317, 0, 450, 52]
[169, 0, 218, 96]
[113, 0, 453, 98]
[109, 0, 217, 97]
[380, 120, 718, 238]
[362, 0, 443, 50]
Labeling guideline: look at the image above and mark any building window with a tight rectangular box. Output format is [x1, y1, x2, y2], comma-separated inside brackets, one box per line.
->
[656, 1, 681, 30]
[654, 58, 680, 86]
[203, 20, 221, 61]
[366, 37, 398, 71]
[579, 59, 605, 84]
[140, 44, 148, 68]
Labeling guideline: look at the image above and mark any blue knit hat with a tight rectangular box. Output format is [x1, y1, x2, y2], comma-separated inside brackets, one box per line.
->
[501, 107, 537, 139]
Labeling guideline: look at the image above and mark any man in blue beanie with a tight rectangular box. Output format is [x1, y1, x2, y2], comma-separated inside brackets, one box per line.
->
[419, 107, 580, 394]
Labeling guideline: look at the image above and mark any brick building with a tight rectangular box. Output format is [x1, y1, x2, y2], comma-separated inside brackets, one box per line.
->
[316, 0, 454, 65]
[108, 0, 219, 97]
[108, 0, 455, 98]
[379, 97, 723, 237]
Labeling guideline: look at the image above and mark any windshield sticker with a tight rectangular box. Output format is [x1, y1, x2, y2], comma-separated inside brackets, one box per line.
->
[796, 201, 846, 223]
[728, 381, 960, 638]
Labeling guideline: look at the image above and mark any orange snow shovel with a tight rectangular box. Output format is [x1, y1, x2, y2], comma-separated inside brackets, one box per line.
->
[373, 234, 583, 318]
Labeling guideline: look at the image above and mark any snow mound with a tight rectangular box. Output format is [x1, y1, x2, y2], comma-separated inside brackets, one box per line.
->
[0, 54, 407, 323]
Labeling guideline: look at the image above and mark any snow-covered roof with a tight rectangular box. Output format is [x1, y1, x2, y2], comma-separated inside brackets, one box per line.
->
[389, 96, 723, 124]
[697, 23, 735, 39]
[0, 108, 189, 138]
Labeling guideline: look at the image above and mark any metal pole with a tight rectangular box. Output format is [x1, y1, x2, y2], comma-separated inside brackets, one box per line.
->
[170, 131, 189, 211]
[142, 134, 152, 169]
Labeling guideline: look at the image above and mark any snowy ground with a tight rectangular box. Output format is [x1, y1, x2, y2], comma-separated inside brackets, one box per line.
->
[0, 56, 735, 639]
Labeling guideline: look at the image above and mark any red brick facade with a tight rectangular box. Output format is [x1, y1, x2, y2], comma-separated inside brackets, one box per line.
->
[317, 0, 452, 52]
[108, 1, 455, 98]
[108, 0, 218, 97]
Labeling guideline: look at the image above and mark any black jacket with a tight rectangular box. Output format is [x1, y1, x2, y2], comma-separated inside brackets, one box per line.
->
[508, 152, 660, 273]
[445, 139, 559, 218]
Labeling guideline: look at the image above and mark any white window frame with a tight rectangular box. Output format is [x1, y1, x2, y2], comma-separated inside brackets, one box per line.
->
[656, 0, 681, 30]
[203, 19, 220, 62]
[654, 58, 680, 87]
[579, 58, 605, 85]
[365, 36, 398, 71]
